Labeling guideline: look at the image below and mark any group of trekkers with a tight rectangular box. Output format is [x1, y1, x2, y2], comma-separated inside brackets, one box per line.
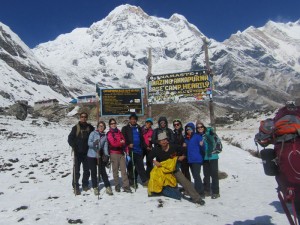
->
[68, 112, 221, 205]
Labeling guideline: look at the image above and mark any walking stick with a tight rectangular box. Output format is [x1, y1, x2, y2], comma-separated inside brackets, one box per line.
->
[96, 151, 101, 200]
[72, 150, 77, 196]
[131, 151, 137, 192]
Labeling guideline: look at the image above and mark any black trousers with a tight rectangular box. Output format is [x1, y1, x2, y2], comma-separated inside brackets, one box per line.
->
[88, 157, 110, 188]
[72, 152, 90, 189]
[143, 149, 153, 178]
[127, 152, 148, 184]
[203, 159, 219, 194]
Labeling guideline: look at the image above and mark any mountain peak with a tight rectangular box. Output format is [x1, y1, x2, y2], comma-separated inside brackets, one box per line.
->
[170, 13, 188, 22]
[106, 4, 148, 19]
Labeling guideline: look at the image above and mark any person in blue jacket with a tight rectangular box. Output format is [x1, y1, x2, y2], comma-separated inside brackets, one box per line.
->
[196, 121, 220, 199]
[183, 122, 205, 197]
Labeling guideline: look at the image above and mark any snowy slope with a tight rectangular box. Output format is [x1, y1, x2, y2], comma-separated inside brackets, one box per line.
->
[0, 22, 70, 107]
[0, 113, 289, 225]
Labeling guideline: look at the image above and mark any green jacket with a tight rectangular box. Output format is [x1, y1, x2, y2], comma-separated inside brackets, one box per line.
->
[203, 128, 219, 160]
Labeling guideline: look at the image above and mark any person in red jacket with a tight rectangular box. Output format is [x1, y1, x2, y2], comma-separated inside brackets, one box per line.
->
[107, 118, 132, 193]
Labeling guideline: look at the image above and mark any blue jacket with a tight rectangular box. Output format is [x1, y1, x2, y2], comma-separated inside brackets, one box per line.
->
[87, 130, 109, 158]
[184, 122, 205, 164]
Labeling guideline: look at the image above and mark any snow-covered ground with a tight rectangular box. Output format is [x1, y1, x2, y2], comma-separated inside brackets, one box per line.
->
[0, 114, 288, 225]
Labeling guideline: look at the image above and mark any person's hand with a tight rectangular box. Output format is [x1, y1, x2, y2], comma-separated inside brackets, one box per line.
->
[93, 140, 99, 147]
[129, 143, 134, 148]
[200, 140, 204, 146]
[182, 143, 187, 148]
[146, 146, 152, 151]
[178, 155, 186, 161]
[120, 139, 125, 146]
[102, 155, 109, 163]
[153, 160, 161, 167]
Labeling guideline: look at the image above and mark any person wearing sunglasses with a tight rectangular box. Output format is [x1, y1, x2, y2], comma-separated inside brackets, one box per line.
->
[196, 121, 220, 199]
[107, 118, 132, 193]
[152, 116, 174, 148]
[87, 121, 113, 196]
[68, 112, 94, 195]
[183, 122, 206, 198]
[173, 119, 191, 182]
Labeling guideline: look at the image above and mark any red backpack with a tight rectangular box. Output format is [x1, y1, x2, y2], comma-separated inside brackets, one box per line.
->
[254, 118, 275, 147]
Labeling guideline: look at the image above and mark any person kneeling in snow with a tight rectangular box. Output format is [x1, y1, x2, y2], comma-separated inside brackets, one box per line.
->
[147, 132, 205, 205]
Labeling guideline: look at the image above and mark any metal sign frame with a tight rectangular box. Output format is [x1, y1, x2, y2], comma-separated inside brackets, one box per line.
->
[99, 88, 144, 116]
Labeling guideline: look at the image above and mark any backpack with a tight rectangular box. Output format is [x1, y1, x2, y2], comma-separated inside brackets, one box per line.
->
[206, 127, 223, 154]
[256, 104, 300, 224]
[75, 123, 91, 138]
[274, 115, 300, 137]
[254, 118, 275, 147]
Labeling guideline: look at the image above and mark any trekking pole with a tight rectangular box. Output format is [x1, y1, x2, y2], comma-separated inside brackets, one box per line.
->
[96, 151, 101, 200]
[131, 151, 137, 192]
[72, 150, 77, 196]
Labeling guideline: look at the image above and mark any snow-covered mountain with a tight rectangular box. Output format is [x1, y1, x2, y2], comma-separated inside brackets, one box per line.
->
[0, 22, 71, 107]
[33, 5, 208, 94]
[1, 4, 300, 109]
[211, 20, 300, 109]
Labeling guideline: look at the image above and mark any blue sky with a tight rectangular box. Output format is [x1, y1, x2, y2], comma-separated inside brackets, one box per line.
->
[1, 0, 299, 48]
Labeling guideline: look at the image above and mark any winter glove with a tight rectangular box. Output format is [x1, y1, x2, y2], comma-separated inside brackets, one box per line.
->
[102, 155, 109, 163]
[93, 140, 99, 148]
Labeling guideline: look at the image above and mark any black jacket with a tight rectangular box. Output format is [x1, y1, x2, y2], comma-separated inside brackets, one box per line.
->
[148, 144, 183, 163]
[68, 122, 94, 154]
[121, 123, 146, 150]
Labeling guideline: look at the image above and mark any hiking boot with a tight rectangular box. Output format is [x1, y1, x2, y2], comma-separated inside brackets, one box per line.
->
[106, 187, 113, 196]
[211, 193, 220, 199]
[130, 183, 138, 189]
[73, 188, 81, 195]
[93, 188, 99, 196]
[193, 198, 205, 206]
[123, 186, 133, 193]
[82, 186, 90, 192]
[115, 185, 121, 193]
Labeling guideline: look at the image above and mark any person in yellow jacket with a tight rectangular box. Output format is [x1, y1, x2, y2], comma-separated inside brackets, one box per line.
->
[147, 132, 205, 205]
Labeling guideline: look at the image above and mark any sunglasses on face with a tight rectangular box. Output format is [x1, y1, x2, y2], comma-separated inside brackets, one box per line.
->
[80, 116, 87, 119]
[110, 122, 116, 125]
[197, 126, 204, 129]
[174, 123, 180, 127]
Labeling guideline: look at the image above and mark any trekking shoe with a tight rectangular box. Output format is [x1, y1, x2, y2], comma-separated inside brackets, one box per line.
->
[193, 198, 205, 206]
[73, 188, 81, 195]
[115, 185, 121, 193]
[82, 186, 90, 192]
[211, 193, 220, 199]
[106, 187, 113, 196]
[93, 188, 99, 196]
[130, 183, 138, 189]
[123, 186, 133, 193]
